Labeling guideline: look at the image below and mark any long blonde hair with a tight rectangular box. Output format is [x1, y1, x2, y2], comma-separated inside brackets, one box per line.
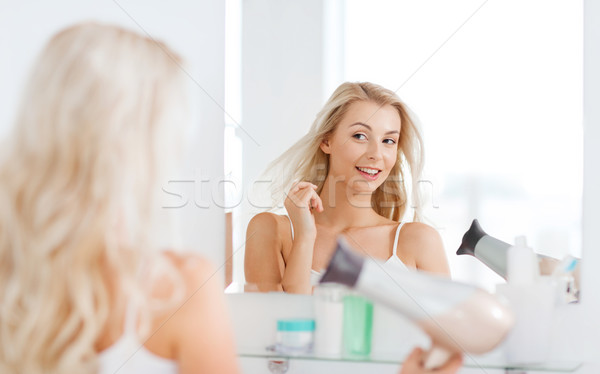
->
[0, 23, 187, 373]
[267, 81, 424, 221]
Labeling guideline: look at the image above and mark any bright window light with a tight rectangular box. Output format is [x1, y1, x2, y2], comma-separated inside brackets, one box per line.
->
[344, 0, 583, 290]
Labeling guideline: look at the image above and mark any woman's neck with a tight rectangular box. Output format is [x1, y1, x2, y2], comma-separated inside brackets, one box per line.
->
[316, 175, 384, 230]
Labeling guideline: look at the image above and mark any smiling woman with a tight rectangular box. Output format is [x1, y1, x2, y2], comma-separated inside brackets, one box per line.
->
[243, 82, 451, 294]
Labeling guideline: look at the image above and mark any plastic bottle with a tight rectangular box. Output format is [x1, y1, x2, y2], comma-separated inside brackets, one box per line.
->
[496, 236, 556, 364]
[342, 292, 374, 358]
[313, 284, 345, 357]
[507, 236, 539, 284]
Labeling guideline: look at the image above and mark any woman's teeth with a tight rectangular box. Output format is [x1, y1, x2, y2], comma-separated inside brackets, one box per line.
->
[357, 167, 380, 176]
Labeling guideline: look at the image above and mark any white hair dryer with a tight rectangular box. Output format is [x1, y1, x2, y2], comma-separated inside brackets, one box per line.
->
[320, 237, 514, 369]
[457, 219, 580, 297]
[456, 219, 512, 277]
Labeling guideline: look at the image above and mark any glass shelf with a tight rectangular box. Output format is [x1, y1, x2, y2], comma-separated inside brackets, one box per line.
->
[237, 347, 582, 372]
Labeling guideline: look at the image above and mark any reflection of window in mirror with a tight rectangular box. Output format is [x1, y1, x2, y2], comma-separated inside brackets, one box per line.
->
[224, 125, 243, 290]
[224, 0, 244, 291]
[343, 0, 582, 291]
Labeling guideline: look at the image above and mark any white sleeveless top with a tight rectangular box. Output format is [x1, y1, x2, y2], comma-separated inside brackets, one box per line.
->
[285, 216, 408, 286]
[98, 299, 178, 374]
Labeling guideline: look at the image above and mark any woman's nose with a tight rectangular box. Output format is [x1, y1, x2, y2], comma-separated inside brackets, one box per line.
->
[366, 142, 383, 160]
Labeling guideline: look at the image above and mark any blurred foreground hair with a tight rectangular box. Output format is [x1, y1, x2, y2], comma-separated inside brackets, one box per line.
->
[0, 22, 187, 373]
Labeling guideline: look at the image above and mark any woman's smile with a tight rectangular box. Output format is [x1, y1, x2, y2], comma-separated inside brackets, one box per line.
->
[356, 166, 382, 180]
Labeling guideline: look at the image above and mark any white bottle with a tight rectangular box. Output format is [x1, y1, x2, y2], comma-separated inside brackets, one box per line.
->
[507, 236, 539, 285]
[497, 236, 556, 364]
[313, 284, 345, 357]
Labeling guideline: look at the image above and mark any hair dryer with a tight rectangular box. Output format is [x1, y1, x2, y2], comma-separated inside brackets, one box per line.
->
[320, 237, 514, 369]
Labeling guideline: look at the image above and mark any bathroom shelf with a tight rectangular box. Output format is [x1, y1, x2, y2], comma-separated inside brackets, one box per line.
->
[237, 347, 582, 372]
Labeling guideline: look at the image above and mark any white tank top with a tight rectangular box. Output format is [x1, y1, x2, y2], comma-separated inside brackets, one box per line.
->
[284, 216, 408, 286]
[98, 299, 178, 374]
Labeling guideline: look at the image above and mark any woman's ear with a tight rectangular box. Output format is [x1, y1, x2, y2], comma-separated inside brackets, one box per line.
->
[320, 139, 331, 154]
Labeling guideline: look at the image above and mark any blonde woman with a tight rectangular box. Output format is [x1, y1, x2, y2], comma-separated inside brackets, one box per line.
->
[0, 23, 239, 374]
[245, 82, 450, 294]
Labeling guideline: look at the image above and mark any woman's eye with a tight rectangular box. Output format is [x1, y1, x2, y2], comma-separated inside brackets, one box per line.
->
[383, 138, 397, 145]
[353, 133, 367, 140]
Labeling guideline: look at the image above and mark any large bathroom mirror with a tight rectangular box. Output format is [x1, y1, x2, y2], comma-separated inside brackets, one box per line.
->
[224, 0, 583, 293]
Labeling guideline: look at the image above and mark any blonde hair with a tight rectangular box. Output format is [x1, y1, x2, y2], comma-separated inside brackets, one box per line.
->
[267, 81, 424, 221]
[0, 23, 187, 373]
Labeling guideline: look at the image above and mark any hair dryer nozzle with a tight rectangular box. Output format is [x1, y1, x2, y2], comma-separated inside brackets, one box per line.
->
[456, 219, 487, 256]
[319, 237, 365, 287]
[455, 219, 512, 278]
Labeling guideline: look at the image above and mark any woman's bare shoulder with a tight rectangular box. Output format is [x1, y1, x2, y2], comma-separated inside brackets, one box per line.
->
[141, 251, 220, 358]
[248, 211, 283, 227]
[153, 251, 224, 327]
[153, 251, 239, 372]
[396, 222, 442, 257]
[247, 212, 290, 238]
[399, 221, 441, 239]
[398, 222, 450, 275]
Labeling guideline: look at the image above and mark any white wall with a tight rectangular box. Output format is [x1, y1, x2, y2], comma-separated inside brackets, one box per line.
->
[542, 0, 600, 370]
[234, 0, 329, 285]
[241, 0, 325, 187]
[0, 1, 226, 273]
[579, 0, 600, 369]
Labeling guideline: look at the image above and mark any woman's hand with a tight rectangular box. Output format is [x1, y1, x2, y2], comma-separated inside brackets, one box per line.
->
[284, 181, 323, 241]
[399, 348, 462, 374]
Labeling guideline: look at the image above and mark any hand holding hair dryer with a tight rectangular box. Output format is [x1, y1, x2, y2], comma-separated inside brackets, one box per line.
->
[320, 237, 514, 370]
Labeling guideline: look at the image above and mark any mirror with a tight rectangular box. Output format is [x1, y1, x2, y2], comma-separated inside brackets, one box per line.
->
[224, 0, 583, 293]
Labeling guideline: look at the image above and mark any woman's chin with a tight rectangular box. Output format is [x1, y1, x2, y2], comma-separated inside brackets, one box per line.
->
[347, 183, 382, 199]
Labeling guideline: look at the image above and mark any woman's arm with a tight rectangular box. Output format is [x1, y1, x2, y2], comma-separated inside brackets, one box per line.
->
[244, 211, 316, 294]
[280, 182, 323, 293]
[400, 222, 451, 276]
[279, 230, 317, 294]
[245, 182, 323, 294]
[244, 212, 286, 292]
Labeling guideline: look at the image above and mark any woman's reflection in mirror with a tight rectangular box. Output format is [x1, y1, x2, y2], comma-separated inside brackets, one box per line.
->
[245, 82, 451, 294]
